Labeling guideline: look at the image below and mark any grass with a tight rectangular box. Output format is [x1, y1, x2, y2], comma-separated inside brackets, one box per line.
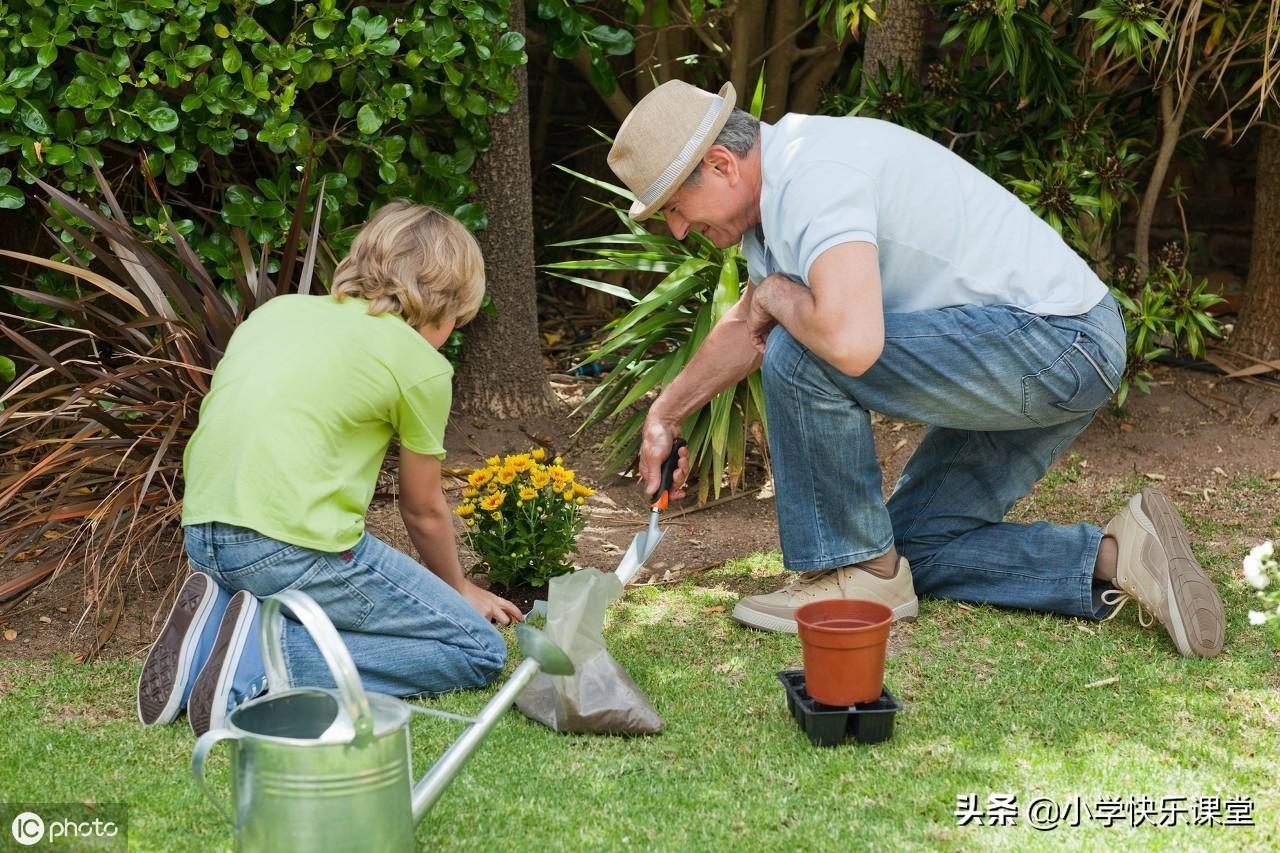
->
[2, 490, 1278, 851]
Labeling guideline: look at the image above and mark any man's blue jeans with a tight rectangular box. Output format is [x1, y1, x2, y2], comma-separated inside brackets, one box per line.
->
[183, 522, 506, 696]
[761, 293, 1128, 619]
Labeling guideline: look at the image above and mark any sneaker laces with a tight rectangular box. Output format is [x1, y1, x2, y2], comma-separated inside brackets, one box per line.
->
[783, 569, 839, 600]
[1100, 589, 1154, 628]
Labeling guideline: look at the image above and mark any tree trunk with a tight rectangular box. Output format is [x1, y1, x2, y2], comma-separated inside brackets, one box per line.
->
[729, 0, 766, 107]
[1230, 125, 1280, 361]
[862, 0, 927, 83]
[634, 6, 659, 97]
[761, 1, 802, 121]
[453, 0, 555, 418]
[790, 31, 849, 115]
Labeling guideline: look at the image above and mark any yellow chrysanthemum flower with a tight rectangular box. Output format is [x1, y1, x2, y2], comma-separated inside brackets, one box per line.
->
[562, 470, 575, 484]
[563, 491, 575, 502]
[479, 492, 505, 511]
[496, 467, 517, 485]
[466, 519, 475, 527]
[548, 466, 566, 483]
[573, 483, 594, 498]
[490, 511, 503, 522]
[519, 487, 538, 502]
[511, 456, 533, 473]
[531, 448, 546, 461]
[552, 483, 564, 494]
[455, 504, 476, 517]
[486, 455, 500, 467]
[530, 469, 551, 489]
[463, 487, 480, 499]
[554, 456, 563, 466]
[468, 469, 493, 488]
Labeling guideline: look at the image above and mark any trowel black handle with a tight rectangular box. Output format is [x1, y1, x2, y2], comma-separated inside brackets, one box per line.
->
[649, 437, 687, 510]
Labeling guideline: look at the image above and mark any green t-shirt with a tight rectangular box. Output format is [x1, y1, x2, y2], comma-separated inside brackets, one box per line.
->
[182, 294, 452, 551]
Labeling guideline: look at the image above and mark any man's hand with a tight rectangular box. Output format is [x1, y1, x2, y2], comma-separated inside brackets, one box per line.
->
[459, 578, 524, 626]
[638, 416, 690, 501]
[748, 278, 779, 354]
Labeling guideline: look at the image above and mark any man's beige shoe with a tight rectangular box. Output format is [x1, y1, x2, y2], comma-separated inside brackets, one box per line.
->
[732, 559, 918, 634]
[1102, 488, 1224, 658]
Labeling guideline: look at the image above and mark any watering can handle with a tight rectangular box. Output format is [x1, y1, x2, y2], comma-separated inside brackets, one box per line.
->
[260, 589, 376, 743]
[191, 729, 239, 827]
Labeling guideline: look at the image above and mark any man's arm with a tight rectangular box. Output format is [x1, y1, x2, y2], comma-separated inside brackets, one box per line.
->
[639, 284, 763, 495]
[399, 448, 522, 624]
[751, 241, 884, 377]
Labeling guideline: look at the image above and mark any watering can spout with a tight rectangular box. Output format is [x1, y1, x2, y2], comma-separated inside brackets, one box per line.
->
[411, 625, 573, 825]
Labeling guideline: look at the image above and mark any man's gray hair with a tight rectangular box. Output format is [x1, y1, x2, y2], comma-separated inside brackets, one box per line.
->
[685, 108, 760, 186]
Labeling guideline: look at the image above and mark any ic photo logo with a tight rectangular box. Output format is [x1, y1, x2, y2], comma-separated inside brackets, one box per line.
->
[5, 805, 126, 848]
[11, 812, 44, 845]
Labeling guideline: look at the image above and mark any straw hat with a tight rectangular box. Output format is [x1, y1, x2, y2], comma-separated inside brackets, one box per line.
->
[608, 80, 737, 221]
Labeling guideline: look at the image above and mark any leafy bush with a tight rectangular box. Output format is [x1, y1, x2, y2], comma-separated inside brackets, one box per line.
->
[545, 171, 767, 502]
[0, 164, 319, 610]
[0, 0, 524, 318]
[456, 449, 592, 588]
[1109, 258, 1223, 406]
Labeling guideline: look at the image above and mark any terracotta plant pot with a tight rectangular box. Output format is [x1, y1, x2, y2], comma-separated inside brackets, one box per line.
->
[795, 599, 893, 706]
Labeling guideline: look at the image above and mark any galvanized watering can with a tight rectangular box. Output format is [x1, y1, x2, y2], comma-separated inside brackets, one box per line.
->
[191, 589, 573, 852]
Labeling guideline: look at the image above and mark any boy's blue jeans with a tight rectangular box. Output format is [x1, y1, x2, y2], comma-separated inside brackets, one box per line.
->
[761, 293, 1128, 620]
[183, 522, 506, 696]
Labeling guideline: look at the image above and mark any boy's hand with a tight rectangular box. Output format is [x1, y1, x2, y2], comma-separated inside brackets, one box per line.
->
[460, 579, 524, 626]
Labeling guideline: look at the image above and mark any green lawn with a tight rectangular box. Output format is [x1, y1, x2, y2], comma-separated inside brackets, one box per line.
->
[3, 491, 1278, 851]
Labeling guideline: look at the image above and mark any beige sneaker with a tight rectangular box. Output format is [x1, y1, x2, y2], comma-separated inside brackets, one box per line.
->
[1102, 488, 1224, 658]
[732, 558, 918, 634]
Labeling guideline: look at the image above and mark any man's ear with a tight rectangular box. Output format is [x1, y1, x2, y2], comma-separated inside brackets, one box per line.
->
[704, 145, 738, 182]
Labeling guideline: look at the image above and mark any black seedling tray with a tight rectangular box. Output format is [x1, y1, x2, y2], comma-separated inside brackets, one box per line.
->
[777, 670, 903, 747]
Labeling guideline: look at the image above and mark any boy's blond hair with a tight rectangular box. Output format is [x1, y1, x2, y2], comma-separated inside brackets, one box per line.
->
[332, 200, 485, 327]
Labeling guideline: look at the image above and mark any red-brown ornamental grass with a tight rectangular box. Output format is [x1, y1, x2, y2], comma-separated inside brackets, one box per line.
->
[0, 159, 326, 622]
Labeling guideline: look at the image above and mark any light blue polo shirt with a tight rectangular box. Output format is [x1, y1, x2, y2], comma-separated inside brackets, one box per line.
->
[741, 115, 1108, 317]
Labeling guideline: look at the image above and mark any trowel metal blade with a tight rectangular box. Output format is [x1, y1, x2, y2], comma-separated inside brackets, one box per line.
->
[614, 526, 665, 586]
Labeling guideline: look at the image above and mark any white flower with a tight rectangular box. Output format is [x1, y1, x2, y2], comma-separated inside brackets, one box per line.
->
[1248, 610, 1269, 626]
[1253, 540, 1274, 560]
[1243, 553, 1270, 589]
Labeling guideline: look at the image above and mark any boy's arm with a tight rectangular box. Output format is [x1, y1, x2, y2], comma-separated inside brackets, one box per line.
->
[398, 448, 523, 625]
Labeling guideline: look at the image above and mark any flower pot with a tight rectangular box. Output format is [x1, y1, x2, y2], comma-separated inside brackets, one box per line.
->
[795, 599, 892, 706]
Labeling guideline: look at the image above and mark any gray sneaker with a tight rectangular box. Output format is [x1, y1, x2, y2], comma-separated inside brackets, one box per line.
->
[732, 558, 918, 634]
[1102, 488, 1224, 657]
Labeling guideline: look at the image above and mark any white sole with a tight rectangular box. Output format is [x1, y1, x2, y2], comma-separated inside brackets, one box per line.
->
[136, 574, 220, 726]
[208, 594, 260, 732]
[732, 597, 919, 634]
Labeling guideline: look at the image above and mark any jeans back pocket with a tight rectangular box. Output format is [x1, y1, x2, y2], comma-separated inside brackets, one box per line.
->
[1023, 332, 1118, 426]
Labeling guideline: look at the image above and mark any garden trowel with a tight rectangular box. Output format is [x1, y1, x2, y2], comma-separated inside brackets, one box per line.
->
[524, 438, 685, 617]
[614, 437, 685, 586]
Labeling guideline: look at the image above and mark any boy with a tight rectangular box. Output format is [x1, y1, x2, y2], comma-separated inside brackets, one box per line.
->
[137, 201, 522, 736]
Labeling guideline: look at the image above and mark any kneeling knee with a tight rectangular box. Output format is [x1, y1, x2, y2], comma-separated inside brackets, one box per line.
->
[467, 624, 508, 686]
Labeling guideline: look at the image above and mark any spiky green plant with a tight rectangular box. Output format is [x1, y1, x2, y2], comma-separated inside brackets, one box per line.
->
[544, 169, 767, 503]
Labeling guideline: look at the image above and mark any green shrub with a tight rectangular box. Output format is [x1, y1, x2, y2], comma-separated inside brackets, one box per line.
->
[545, 170, 766, 502]
[0, 0, 525, 317]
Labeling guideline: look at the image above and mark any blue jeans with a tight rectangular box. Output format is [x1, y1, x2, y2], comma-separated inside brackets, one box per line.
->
[183, 523, 506, 696]
[761, 293, 1128, 619]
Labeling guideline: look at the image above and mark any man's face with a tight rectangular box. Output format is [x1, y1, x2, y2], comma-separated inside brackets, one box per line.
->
[658, 149, 754, 249]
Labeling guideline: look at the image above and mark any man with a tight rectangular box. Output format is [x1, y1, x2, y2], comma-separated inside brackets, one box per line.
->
[605, 80, 1224, 657]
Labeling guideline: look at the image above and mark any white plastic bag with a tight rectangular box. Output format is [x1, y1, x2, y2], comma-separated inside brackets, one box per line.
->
[515, 569, 663, 735]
